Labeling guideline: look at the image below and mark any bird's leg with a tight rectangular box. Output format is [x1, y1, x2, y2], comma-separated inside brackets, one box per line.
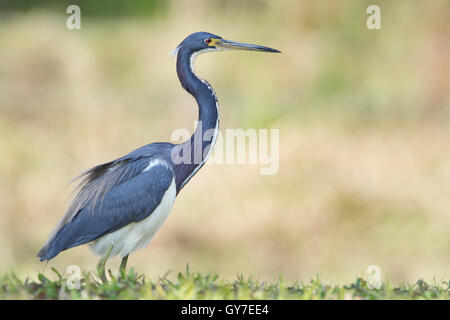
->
[97, 244, 113, 284]
[119, 255, 129, 277]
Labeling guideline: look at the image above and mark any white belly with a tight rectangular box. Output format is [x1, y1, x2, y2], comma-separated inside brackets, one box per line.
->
[89, 178, 176, 258]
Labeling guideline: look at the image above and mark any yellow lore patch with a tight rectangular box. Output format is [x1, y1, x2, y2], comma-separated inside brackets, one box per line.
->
[207, 38, 222, 47]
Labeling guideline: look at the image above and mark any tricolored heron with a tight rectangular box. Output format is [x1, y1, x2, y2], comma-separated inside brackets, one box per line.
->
[37, 32, 280, 282]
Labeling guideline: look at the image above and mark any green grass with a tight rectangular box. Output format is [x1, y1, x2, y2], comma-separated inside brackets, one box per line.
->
[1, 266, 449, 299]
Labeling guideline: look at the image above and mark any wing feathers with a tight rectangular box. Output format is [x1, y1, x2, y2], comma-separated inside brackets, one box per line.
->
[37, 157, 174, 261]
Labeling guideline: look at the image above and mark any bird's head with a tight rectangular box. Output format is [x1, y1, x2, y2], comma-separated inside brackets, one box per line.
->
[171, 31, 281, 56]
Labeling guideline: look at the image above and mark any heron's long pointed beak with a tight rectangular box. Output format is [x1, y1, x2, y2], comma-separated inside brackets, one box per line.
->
[216, 39, 281, 53]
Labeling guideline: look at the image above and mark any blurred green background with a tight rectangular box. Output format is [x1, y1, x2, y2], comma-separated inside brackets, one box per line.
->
[0, 0, 449, 283]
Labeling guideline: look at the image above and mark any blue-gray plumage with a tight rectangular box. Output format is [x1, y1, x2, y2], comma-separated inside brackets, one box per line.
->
[37, 32, 280, 280]
[39, 144, 174, 260]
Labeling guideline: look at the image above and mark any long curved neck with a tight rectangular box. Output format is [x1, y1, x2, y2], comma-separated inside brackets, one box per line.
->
[172, 47, 220, 192]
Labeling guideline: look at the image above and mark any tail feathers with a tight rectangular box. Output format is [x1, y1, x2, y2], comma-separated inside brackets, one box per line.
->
[37, 221, 93, 261]
[37, 241, 60, 262]
[36, 225, 74, 261]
